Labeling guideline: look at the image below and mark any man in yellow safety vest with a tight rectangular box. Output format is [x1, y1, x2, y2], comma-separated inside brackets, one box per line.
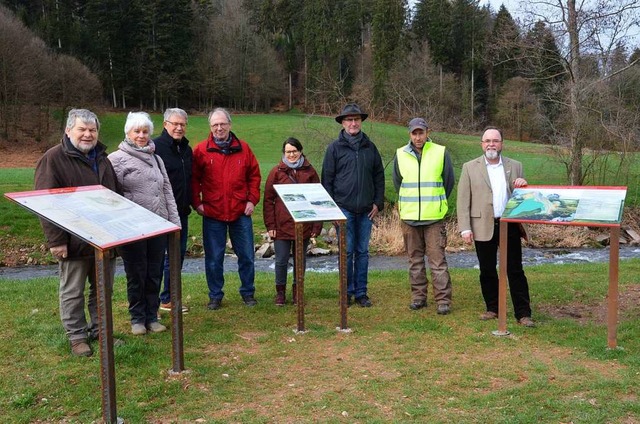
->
[392, 118, 455, 314]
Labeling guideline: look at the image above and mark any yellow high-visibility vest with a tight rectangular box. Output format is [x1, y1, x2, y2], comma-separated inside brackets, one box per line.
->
[397, 143, 448, 220]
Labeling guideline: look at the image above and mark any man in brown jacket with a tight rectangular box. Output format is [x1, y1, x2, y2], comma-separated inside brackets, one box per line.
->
[34, 109, 120, 356]
[456, 126, 534, 327]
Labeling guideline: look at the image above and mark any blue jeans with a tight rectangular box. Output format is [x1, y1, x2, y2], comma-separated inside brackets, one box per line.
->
[340, 208, 373, 298]
[203, 215, 255, 300]
[160, 214, 189, 304]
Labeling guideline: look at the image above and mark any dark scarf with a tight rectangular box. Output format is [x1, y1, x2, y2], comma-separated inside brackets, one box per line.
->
[214, 134, 232, 150]
[342, 129, 363, 149]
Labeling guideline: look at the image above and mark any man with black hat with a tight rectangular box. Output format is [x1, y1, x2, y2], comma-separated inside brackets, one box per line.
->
[392, 118, 454, 314]
[322, 103, 385, 307]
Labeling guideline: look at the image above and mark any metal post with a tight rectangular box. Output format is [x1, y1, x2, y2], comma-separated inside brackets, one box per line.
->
[168, 230, 185, 372]
[493, 220, 510, 336]
[295, 223, 305, 332]
[95, 249, 118, 423]
[607, 226, 620, 349]
[338, 221, 348, 331]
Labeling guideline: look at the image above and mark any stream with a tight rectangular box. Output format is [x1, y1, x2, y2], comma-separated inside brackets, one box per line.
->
[1, 246, 638, 281]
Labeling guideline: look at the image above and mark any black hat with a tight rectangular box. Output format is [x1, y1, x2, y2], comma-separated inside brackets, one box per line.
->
[335, 103, 368, 123]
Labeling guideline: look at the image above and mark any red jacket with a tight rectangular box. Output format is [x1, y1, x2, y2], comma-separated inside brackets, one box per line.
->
[263, 157, 323, 240]
[191, 132, 261, 222]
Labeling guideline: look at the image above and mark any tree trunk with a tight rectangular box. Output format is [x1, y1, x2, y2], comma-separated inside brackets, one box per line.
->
[567, 0, 582, 185]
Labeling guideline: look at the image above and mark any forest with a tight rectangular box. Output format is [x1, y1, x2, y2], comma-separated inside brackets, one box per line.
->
[1, 0, 639, 185]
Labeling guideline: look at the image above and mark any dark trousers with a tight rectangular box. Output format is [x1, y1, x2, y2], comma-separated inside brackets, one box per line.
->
[160, 213, 189, 304]
[274, 239, 309, 286]
[119, 235, 167, 325]
[474, 221, 531, 320]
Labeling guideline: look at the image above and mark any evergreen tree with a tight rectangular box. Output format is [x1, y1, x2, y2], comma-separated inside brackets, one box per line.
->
[371, 0, 407, 104]
[412, 0, 453, 70]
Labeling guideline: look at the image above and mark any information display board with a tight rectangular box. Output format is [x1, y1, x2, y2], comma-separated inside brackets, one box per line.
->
[272, 183, 348, 333]
[502, 186, 626, 226]
[273, 183, 346, 222]
[5, 184, 180, 249]
[496, 185, 627, 348]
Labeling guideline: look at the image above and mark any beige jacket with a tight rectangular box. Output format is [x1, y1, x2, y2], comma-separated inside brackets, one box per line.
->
[457, 155, 525, 242]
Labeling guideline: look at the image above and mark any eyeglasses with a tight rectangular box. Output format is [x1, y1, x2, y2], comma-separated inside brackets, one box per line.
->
[482, 139, 503, 144]
[284, 150, 300, 155]
[166, 121, 187, 128]
[210, 123, 230, 129]
[343, 117, 362, 123]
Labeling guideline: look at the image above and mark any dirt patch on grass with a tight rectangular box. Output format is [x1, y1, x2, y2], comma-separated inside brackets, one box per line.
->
[538, 284, 640, 325]
[0, 141, 50, 168]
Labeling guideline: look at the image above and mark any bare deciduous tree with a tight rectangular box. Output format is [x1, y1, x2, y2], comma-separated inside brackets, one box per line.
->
[521, 0, 640, 184]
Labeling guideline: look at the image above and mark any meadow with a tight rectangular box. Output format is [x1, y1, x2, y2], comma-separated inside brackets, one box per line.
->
[2, 111, 639, 265]
[1, 112, 640, 422]
[1, 261, 639, 423]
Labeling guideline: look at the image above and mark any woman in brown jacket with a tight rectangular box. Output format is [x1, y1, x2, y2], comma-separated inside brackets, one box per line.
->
[263, 138, 322, 306]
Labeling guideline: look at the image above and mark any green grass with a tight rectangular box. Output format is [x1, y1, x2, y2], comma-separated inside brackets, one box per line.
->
[2, 111, 640, 264]
[1, 261, 639, 422]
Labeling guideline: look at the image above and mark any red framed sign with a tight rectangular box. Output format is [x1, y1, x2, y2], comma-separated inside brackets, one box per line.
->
[501, 185, 626, 226]
[5, 185, 180, 250]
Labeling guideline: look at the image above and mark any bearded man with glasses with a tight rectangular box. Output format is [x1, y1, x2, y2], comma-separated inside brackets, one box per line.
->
[457, 126, 535, 327]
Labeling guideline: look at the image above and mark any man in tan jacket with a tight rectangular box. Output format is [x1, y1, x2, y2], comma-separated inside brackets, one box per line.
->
[457, 126, 534, 327]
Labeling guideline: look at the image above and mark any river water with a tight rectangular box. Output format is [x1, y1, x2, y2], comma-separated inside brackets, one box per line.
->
[1, 246, 638, 281]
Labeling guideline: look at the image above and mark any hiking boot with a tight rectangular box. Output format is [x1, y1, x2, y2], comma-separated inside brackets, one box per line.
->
[207, 299, 222, 310]
[479, 311, 498, 320]
[437, 304, 451, 315]
[242, 295, 258, 307]
[147, 322, 167, 333]
[70, 339, 92, 357]
[354, 295, 372, 307]
[160, 302, 189, 313]
[518, 317, 535, 327]
[131, 323, 147, 335]
[409, 300, 427, 310]
[275, 285, 286, 306]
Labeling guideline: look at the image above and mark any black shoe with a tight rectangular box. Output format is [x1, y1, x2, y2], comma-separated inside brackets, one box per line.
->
[437, 304, 451, 315]
[409, 300, 427, 310]
[207, 299, 222, 310]
[354, 295, 372, 307]
[242, 295, 258, 307]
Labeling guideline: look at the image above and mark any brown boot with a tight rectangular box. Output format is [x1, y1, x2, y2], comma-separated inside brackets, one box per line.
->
[70, 339, 92, 357]
[275, 285, 286, 306]
[292, 283, 297, 305]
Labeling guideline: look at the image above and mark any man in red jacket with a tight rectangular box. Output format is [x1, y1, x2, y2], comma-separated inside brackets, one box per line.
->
[192, 108, 261, 310]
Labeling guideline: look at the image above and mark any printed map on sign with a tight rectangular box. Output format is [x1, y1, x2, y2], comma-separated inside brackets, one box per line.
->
[5, 185, 180, 250]
[502, 186, 626, 226]
[273, 183, 346, 222]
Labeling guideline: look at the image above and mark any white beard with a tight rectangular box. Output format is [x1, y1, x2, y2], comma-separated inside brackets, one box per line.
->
[70, 137, 97, 153]
[485, 150, 500, 161]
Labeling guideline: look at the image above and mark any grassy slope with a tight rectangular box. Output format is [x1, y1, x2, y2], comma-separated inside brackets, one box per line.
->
[2, 111, 639, 264]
